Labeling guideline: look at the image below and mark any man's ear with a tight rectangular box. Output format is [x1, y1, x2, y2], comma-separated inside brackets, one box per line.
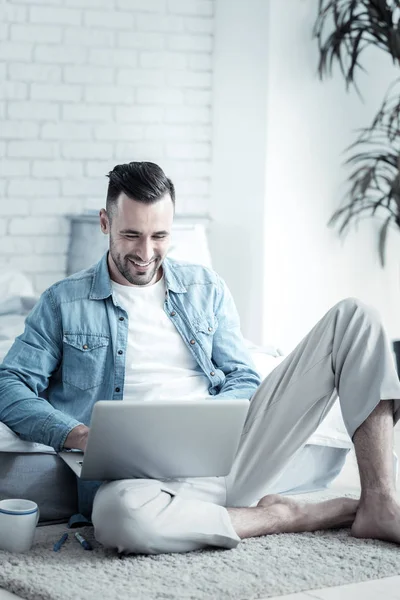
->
[99, 209, 110, 235]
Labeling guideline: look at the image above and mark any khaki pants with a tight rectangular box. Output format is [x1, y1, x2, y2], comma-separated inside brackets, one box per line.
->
[92, 298, 400, 554]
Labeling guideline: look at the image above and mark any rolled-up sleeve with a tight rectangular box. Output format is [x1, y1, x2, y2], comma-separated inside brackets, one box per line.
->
[0, 288, 82, 451]
[212, 276, 261, 400]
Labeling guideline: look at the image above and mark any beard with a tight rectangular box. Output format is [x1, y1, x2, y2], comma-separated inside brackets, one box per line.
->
[109, 244, 163, 286]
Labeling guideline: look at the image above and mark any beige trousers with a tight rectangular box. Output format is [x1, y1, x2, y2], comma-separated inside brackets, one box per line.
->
[92, 298, 400, 554]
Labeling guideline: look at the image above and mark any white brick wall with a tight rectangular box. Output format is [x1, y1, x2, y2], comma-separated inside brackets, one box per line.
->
[0, 0, 214, 292]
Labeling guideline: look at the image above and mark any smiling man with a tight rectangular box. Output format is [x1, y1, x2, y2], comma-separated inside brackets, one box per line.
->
[1, 161, 400, 554]
[103, 165, 174, 287]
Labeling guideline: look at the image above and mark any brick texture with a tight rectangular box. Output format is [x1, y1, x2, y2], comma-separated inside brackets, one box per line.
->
[0, 0, 214, 292]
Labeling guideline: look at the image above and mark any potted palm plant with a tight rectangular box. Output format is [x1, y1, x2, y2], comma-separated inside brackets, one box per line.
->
[313, 0, 400, 267]
[313, 0, 400, 374]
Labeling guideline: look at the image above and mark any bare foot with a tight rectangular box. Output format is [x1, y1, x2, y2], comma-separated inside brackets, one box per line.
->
[257, 494, 359, 532]
[352, 495, 400, 544]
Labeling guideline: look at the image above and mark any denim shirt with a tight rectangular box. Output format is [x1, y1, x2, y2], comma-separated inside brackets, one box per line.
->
[0, 252, 261, 516]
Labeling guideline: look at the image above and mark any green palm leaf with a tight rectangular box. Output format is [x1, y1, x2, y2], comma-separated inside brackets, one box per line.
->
[314, 2, 400, 266]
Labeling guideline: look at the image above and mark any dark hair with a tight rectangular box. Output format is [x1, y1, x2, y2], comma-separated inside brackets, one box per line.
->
[106, 162, 175, 216]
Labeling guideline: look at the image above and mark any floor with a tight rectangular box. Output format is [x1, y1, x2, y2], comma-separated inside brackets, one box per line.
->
[1, 430, 400, 600]
[271, 427, 400, 600]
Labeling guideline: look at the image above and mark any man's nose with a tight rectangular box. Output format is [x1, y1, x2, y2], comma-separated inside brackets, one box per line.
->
[137, 239, 153, 262]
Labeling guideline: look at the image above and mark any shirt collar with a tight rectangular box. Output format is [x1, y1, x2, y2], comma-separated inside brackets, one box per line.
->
[162, 257, 187, 294]
[89, 252, 113, 300]
[89, 253, 187, 300]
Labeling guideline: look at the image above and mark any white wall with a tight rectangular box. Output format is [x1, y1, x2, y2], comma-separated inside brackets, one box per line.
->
[210, 0, 269, 344]
[0, 0, 213, 293]
[2, 0, 399, 349]
[263, 0, 400, 352]
[210, 0, 400, 350]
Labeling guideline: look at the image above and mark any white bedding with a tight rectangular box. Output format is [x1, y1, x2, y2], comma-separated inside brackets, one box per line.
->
[0, 272, 352, 455]
[250, 349, 352, 449]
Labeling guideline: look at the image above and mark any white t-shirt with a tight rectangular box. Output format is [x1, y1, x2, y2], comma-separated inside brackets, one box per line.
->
[111, 276, 211, 402]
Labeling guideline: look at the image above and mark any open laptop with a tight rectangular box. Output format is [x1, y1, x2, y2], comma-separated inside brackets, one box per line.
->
[58, 398, 250, 480]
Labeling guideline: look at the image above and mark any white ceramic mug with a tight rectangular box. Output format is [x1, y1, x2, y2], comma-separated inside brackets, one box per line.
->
[0, 499, 40, 553]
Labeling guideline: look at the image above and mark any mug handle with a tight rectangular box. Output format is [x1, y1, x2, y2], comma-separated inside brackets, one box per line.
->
[35, 508, 40, 525]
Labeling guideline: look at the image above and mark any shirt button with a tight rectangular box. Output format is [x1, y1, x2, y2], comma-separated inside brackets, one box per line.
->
[190, 339, 196, 345]
[82, 344, 88, 350]
[208, 327, 213, 332]
[118, 350, 123, 355]
[119, 317, 124, 321]
[210, 371, 215, 376]
[115, 387, 120, 393]
[170, 311, 176, 316]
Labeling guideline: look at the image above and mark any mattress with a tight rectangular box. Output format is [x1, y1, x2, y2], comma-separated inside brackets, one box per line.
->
[0, 452, 78, 523]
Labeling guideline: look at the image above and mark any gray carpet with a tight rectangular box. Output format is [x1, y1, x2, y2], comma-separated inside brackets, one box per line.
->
[1, 493, 400, 600]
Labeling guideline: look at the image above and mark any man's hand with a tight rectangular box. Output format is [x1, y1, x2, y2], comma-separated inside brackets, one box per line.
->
[64, 424, 89, 452]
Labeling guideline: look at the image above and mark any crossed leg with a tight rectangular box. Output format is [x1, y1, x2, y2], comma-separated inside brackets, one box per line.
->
[228, 401, 395, 540]
[351, 399, 400, 543]
[226, 299, 400, 544]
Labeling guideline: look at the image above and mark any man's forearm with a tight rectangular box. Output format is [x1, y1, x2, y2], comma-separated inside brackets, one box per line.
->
[0, 369, 82, 451]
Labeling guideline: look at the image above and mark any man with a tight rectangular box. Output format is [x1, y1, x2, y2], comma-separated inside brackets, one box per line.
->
[1, 161, 400, 555]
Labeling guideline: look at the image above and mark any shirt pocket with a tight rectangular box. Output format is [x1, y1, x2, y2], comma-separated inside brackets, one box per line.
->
[62, 333, 110, 391]
[193, 316, 218, 358]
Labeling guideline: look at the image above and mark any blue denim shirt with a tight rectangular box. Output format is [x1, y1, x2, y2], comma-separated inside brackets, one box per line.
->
[0, 252, 261, 515]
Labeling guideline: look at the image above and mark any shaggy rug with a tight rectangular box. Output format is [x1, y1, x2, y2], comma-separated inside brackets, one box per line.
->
[0, 492, 399, 600]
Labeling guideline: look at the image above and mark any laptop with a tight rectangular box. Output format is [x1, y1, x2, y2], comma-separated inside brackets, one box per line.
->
[58, 398, 250, 480]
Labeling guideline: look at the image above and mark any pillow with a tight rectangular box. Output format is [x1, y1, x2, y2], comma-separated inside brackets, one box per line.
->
[0, 271, 37, 316]
[245, 338, 284, 358]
